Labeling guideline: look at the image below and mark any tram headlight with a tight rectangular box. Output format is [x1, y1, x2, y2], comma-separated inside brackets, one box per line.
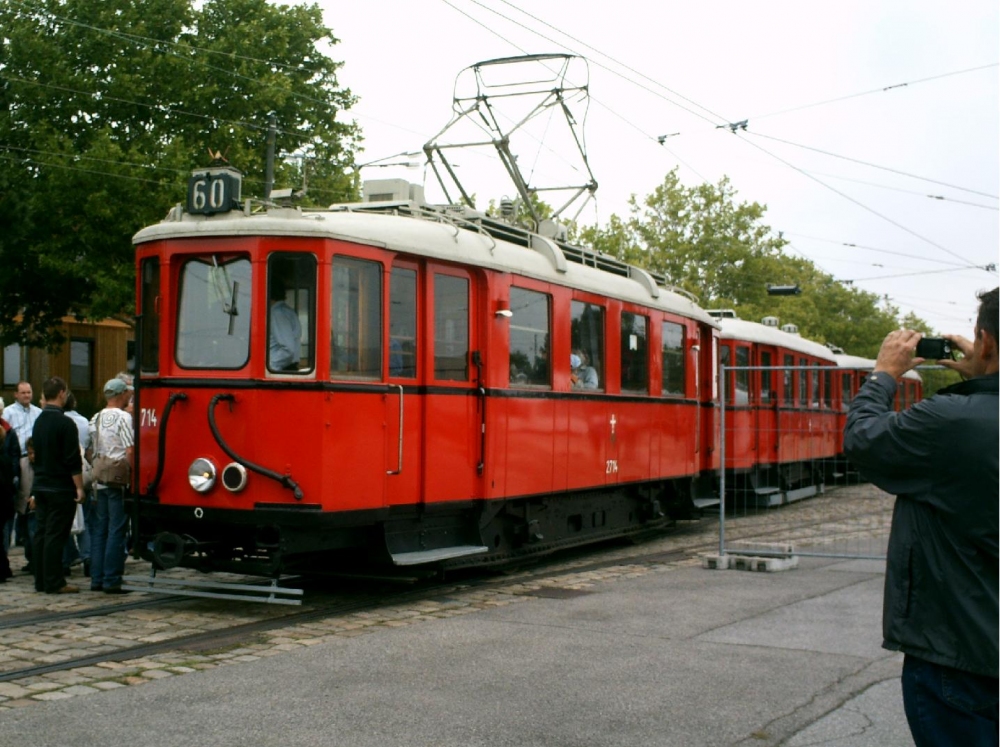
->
[221, 462, 248, 492]
[188, 458, 217, 493]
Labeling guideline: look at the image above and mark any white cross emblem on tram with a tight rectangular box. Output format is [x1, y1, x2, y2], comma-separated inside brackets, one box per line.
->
[610, 414, 617, 435]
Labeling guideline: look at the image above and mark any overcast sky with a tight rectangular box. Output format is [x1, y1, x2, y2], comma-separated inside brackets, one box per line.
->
[303, 0, 998, 335]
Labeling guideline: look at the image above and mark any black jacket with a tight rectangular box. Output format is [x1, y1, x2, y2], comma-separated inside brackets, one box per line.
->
[30, 405, 82, 494]
[844, 372, 998, 677]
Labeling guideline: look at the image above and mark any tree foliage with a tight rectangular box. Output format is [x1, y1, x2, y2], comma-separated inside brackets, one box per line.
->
[581, 169, 916, 358]
[0, 0, 359, 347]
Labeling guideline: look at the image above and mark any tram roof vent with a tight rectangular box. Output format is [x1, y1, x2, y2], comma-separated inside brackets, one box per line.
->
[707, 309, 738, 319]
[362, 179, 425, 205]
[761, 316, 779, 327]
[781, 323, 800, 335]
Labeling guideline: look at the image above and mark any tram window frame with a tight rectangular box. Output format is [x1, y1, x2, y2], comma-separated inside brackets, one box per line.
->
[570, 300, 605, 391]
[389, 265, 417, 379]
[799, 357, 809, 407]
[509, 286, 551, 389]
[811, 361, 821, 407]
[330, 255, 381, 380]
[267, 252, 317, 375]
[783, 354, 794, 405]
[175, 255, 253, 371]
[139, 258, 160, 372]
[720, 344, 732, 403]
[433, 273, 470, 382]
[734, 345, 750, 405]
[760, 351, 773, 404]
[661, 321, 685, 397]
[620, 311, 649, 394]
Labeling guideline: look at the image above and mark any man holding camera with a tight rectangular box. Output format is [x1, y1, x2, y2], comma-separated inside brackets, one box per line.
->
[844, 287, 998, 746]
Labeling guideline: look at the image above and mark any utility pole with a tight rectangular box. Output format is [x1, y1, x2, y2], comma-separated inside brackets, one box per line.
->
[264, 112, 277, 199]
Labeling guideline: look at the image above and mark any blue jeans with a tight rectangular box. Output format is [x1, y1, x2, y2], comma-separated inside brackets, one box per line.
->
[90, 487, 128, 589]
[902, 655, 999, 747]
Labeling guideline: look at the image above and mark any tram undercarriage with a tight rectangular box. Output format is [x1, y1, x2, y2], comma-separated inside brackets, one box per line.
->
[135, 477, 711, 578]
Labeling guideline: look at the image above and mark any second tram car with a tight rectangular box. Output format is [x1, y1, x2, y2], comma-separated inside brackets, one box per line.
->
[711, 312, 840, 506]
[132, 171, 722, 576]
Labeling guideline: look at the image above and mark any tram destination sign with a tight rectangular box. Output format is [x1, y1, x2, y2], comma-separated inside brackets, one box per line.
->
[187, 167, 242, 215]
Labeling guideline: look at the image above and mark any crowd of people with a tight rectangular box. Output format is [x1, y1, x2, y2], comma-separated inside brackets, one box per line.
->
[0, 372, 135, 595]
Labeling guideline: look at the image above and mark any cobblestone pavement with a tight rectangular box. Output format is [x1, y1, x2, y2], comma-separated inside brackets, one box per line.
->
[0, 483, 892, 711]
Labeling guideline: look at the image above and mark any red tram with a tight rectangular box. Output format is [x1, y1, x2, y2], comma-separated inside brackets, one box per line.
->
[712, 313, 840, 506]
[131, 170, 722, 576]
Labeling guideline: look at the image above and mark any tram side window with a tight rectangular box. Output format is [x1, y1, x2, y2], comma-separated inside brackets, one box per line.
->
[799, 357, 809, 407]
[841, 373, 852, 409]
[620, 312, 648, 393]
[268, 253, 316, 374]
[434, 274, 469, 381]
[331, 257, 381, 379]
[570, 300, 604, 390]
[823, 369, 832, 408]
[783, 354, 794, 404]
[760, 351, 773, 403]
[661, 321, 685, 396]
[811, 362, 821, 407]
[389, 267, 417, 378]
[720, 345, 732, 403]
[509, 287, 550, 387]
[176, 256, 252, 370]
[735, 346, 750, 404]
[140, 259, 160, 372]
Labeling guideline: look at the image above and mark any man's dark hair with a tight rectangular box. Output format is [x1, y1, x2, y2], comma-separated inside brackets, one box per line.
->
[64, 392, 77, 411]
[976, 287, 998, 342]
[42, 376, 67, 402]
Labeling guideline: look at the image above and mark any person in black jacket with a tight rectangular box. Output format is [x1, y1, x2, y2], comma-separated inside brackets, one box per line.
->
[0, 427, 14, 581]
[844, 288, 998, 747]
[28, 377, 84, 594]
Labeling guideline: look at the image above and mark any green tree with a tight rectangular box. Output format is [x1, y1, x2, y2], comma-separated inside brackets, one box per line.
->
[0, 0, 359, 347]
[581, 169, 911, 357]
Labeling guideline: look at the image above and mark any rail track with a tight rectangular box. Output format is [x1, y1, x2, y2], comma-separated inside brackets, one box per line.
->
[0, 483, 891, 691]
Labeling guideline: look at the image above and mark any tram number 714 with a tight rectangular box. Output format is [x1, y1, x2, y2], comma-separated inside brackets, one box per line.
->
[140, 408, 159, 428]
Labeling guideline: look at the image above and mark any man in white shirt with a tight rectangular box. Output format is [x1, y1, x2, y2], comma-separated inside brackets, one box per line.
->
[269, 288, 301, 372]
[6, 381, 41, 457]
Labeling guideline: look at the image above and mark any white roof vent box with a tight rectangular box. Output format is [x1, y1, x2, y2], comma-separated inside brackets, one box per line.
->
[362, 179, 425, 205]
[707, 309, 738, 319]
[781, 323, 800, 335]
[761, 316, 779, 328]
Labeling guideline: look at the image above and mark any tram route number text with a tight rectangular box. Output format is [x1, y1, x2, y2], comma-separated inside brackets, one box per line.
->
[140, 408, 158, 428]
[605, 459, 619, 474]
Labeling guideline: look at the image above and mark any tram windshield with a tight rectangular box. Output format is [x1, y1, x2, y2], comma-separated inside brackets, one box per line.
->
[175, 256, 252, 369]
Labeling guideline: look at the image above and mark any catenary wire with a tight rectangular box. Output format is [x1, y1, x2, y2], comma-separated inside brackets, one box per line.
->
[803, 171, 998, 211]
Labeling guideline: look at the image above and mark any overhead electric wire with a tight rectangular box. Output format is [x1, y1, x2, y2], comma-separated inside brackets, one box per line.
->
[843, 265, 994, 283]
[783, 232, 983, 268]
[749, 63, 999, 121]
[804, 171, 999, 211]
[748, 132, 999, 200]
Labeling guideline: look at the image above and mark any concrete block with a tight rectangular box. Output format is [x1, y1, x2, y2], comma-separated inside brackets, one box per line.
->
[701, 554, 730, 570]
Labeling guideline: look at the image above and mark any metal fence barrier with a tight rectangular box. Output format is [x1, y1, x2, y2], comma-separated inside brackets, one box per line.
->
[715, 364, 902, 564]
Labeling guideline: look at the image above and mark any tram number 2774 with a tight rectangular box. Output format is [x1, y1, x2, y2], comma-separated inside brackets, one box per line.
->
[605, 459, 619, 474]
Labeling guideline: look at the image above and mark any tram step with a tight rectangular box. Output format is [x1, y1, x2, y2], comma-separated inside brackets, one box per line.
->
[390, 545, 490, 566]
[692, 497, 721, 509]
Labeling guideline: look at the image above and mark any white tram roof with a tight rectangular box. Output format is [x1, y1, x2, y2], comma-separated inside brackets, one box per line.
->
[716, 317, 838, 362]
[133, 205, 719, 327]
[834, 354, 922, 382]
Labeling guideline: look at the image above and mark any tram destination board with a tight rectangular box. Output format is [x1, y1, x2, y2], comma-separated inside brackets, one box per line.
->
[187, 167, 242, 215]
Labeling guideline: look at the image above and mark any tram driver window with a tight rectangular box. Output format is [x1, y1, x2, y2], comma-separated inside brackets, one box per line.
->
[331, 257, 382, 379]
[268, 253, 316, 374]
[570, 300, 604, 390]
[509, 287, 551, 388]
[176, 255, 252, 370]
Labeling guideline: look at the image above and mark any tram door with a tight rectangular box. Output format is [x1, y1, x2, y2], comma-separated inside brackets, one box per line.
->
[385, 262, 483, 508]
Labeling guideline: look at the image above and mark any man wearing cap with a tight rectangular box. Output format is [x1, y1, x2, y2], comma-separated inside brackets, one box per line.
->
[86, 378, 134, 594]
